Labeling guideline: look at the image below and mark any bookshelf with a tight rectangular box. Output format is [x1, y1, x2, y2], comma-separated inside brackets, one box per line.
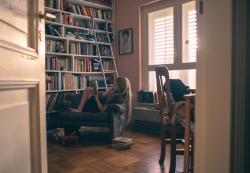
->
[45, 0, 117, 120]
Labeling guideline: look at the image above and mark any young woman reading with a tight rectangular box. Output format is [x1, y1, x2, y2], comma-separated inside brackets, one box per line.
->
[68, 77, 132, 124]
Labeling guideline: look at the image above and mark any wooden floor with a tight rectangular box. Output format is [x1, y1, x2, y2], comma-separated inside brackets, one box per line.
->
[47, 130, 184, 173]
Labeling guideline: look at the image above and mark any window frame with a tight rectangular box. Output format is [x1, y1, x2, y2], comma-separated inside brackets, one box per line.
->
[141, 0, 196, 90]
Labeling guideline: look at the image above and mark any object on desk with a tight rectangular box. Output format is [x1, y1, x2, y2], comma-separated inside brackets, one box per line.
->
[137, 90, 156, 103]
[53, 128, 65, 142]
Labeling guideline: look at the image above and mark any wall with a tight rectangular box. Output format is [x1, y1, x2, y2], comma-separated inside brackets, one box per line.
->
[115, 0, 161, 107]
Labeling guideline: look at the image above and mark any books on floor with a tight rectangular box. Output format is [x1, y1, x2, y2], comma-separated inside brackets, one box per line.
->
[111, 137, 135, 150]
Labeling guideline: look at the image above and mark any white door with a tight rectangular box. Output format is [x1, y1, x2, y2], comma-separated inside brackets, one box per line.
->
[0, 0, 47, 173]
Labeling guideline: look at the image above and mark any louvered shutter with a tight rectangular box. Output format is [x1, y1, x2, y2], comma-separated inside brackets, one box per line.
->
[148, 7, 174, 65]
[182, 1, 197, 63]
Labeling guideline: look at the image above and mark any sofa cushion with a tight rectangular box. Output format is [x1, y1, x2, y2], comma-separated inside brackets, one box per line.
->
[55, 100, 75, 111]
[60, 111, 110, 122]
[67, 94, 82, 107]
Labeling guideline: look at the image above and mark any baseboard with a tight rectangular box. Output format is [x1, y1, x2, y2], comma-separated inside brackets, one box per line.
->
[131, 120, 185, 139]
[131, 120, 161, 136]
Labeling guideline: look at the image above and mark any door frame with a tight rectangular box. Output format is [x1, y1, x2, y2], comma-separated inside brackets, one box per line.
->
[231, 0, 250, 172]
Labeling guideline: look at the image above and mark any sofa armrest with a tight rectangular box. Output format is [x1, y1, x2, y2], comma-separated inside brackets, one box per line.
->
[106, 104, 126, 113]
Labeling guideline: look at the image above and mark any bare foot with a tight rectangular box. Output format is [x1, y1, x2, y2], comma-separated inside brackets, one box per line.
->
[68, 108, 81, 112]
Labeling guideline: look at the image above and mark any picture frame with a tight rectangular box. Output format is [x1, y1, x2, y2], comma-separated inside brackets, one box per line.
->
[118, 28, 133, 55]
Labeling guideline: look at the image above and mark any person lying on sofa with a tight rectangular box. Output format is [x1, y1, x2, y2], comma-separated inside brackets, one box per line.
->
[68, 77, 132, 124]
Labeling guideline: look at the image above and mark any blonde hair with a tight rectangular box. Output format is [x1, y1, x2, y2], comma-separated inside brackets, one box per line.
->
[106, 77, 132, 124]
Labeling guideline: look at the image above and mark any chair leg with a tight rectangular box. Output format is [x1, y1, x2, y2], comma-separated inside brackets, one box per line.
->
[169, 124, 177, 173]
[159, 123, 166, 164]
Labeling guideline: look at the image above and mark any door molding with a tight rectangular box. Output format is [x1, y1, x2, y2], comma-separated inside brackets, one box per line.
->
[231, 0, 249, 172]
[0, 80, 42, 173]
[0, 39, 38, 58]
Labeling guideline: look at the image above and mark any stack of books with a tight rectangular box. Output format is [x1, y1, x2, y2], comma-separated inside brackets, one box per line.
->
[111, 137, 135, 150]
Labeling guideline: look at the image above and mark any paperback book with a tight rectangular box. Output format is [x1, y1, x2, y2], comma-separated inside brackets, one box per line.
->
[111, 137, 135, 150]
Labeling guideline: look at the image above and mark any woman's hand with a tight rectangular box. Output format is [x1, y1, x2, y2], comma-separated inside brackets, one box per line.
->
[68, 107, 81, 112]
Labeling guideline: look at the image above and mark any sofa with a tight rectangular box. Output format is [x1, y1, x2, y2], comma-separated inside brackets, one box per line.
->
[55, 93, 127, 140]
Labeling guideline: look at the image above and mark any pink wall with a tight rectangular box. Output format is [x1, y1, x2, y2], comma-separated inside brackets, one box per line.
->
[115, 0, 160, 107]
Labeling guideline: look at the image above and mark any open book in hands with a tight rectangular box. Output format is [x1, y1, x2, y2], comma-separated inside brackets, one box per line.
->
[90, 81, 98, 95]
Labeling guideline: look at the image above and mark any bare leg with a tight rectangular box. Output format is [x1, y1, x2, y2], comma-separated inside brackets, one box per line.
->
[68, 88, 93, 112]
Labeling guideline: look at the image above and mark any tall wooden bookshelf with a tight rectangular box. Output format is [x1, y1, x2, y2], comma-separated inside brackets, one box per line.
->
[45, 0, 117, 127]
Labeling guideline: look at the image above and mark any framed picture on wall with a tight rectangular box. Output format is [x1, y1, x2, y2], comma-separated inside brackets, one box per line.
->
[118, 28, 133, 55]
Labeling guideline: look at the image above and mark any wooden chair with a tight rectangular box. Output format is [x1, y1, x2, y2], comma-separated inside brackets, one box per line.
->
[155, 66, 185, 172]
[183, 94, 195, 173]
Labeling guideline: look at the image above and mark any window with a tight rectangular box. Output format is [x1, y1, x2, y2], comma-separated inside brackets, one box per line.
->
[142, 0, 197, 91]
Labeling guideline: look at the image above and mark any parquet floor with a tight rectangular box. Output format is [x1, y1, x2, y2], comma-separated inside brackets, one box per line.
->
[47, 130, 184, 173]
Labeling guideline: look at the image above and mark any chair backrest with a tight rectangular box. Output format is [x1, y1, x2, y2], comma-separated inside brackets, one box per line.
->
[155, 66, 174, 118]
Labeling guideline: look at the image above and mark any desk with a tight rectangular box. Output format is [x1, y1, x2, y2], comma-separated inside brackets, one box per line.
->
[184, 94, 195, 173]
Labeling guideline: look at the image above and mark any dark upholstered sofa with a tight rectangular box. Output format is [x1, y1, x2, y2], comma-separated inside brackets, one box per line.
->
[55, 93, 127, 140]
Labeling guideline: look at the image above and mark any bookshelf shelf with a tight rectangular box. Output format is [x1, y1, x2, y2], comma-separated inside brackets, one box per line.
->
[45, 20, 64, 26]
[46, 52, 70, 56]
[45, 35, 66, 40]
[101, 56, 113, 59]
[104, 71, 116, 73]
[63, 24, 91, 31]
[67, 38, 96, 44]
[45, 6, 113, 22]
[74, 55, 99, 58]
[45, 0, 117, 116]
[45, 7, 61, 13]
[66, 0, 114, 10]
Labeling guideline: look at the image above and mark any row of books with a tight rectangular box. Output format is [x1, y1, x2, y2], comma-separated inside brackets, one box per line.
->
[74, 59, 100, 72]
[46, 92, 75, 112]
[45, 0, 112, 9]
[102, 60, 114, 71]
[137, 90, 156, 104]
[86, 76, 105, 87]
[45, 0, 58, 9]
[111, 137, 135, 150]
[46, 74, 115, 91]
[62, 13, 92, 28]
[55, 12, 113, 32]
[99, 45, 111, 56]
[61, 73, 87, 90]
[46, 73, 60, 91]
[69, 43, 97, 55]
[105, 75, 114, 85]
[46, 40, 65, 53]
[46, 93, 61, 112]
[46, 57, 71, 71]
[65, 29, 95, 41]
[63, 2, 112, 21]
[96, 33, 109, 43]
[85, 0, 112, 7]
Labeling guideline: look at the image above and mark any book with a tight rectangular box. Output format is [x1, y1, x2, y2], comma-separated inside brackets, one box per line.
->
[111, 141, 134, 149]
[111, 137, 134, 150]
[112, 137, 132, 143]
[52, 27, 61, 36]
[61, 135, 79, 141]
[90, 80, 98, 94]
